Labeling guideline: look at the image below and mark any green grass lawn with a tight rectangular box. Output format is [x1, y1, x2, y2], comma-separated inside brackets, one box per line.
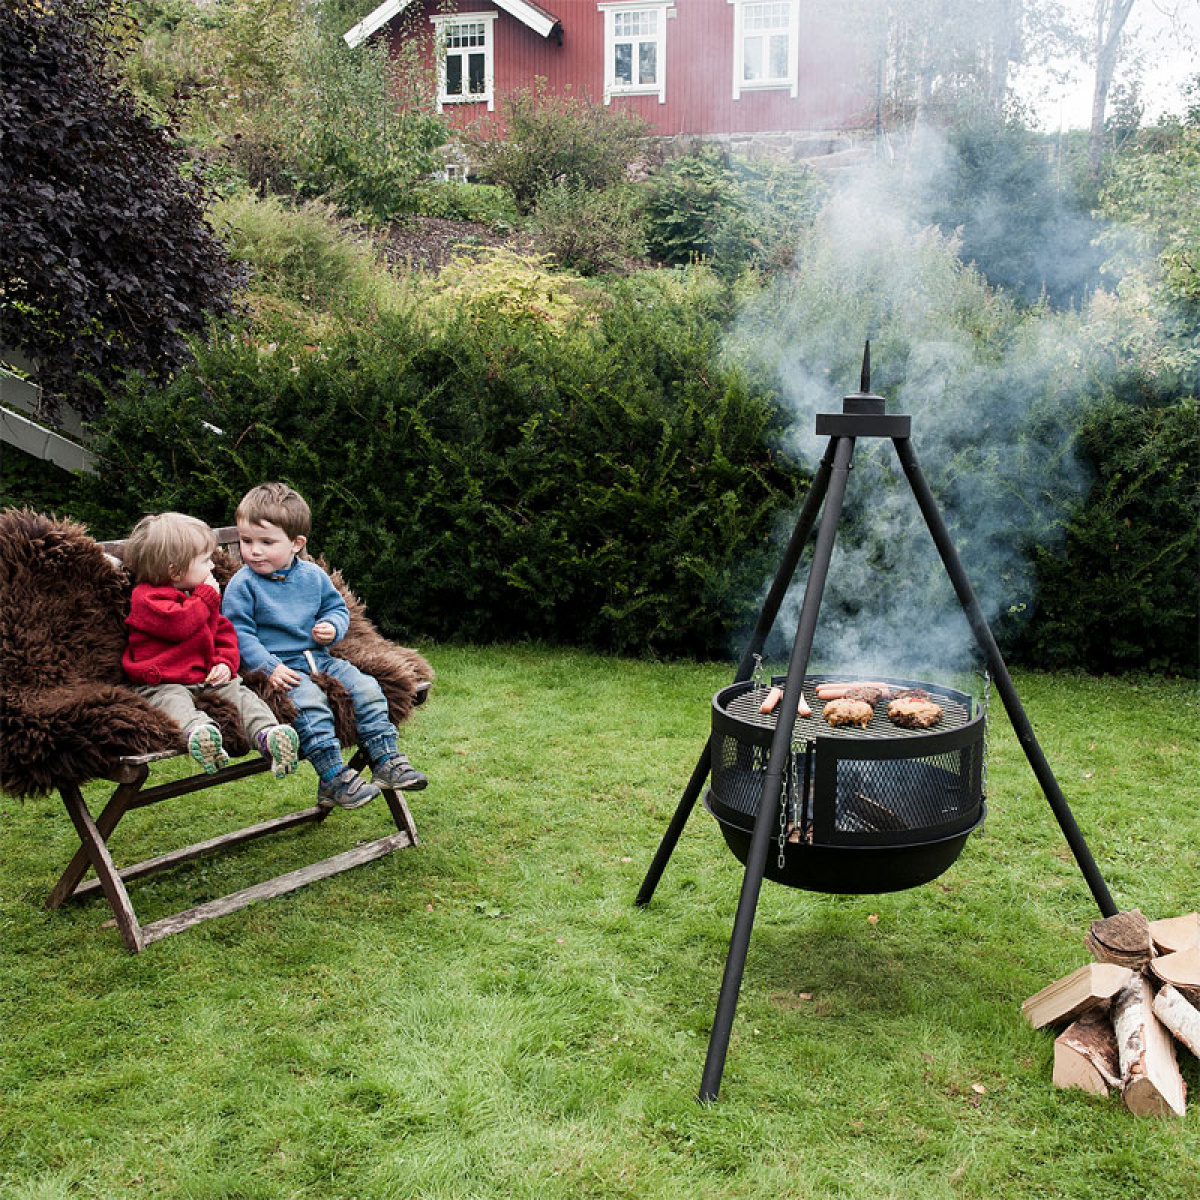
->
[2, 646, 1198, 1199]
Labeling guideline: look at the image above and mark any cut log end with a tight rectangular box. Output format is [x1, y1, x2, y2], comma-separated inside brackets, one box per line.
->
[1053, 1013, 1121, 1096]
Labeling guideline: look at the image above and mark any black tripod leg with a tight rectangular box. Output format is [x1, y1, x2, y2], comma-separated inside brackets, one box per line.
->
[635, 742, 713, 907]
[700, 436, 857, 1102]
[892, 437, 1117, 918]
[635, 445, 838, 908]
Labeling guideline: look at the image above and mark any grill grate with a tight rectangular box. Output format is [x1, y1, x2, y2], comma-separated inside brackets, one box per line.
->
[724, 675, 973, 741]
[709, 675, 984, 847]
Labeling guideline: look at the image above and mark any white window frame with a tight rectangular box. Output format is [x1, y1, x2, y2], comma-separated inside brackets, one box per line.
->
[728, 0, 798, 100]
[430, 12, 497, 112]
[598, 3, 668, 105]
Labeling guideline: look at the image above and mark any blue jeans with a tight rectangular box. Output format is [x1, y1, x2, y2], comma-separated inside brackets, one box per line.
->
[281, 651, 397, 764]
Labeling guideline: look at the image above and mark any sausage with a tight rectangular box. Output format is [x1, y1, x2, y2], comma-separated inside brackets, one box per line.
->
[815, 681, 891, 701]
[759, 686, 813, 718]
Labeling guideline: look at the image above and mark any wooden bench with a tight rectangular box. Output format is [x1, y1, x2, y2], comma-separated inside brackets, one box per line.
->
[41, 524, 427, 952]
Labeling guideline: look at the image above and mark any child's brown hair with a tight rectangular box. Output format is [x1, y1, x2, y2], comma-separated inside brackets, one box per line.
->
[235, 482, 312, 540]
[122, 513, 217, 586]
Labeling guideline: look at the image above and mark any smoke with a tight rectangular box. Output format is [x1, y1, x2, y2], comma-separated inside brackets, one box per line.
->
[726, 126, 1117, 680]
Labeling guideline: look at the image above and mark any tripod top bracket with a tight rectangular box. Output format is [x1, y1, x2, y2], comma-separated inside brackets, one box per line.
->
[816, 410, 911, 439]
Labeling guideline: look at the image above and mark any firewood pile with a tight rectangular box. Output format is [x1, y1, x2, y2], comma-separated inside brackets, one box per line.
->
[1022, 910, 1200, 1117]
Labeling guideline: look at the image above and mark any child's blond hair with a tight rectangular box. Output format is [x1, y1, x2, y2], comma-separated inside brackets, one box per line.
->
[122, 512, 217, 585]
[235, 482, 311, 540]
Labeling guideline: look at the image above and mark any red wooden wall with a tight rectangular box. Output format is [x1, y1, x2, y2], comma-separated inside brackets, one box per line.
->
[382, 0, 875, 138]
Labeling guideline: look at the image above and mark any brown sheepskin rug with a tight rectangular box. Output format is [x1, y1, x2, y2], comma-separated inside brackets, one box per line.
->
[0, 510, 433, 799]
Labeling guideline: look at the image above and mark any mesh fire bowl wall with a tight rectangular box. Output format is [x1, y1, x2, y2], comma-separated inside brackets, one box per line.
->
[705, 676, 986, 893]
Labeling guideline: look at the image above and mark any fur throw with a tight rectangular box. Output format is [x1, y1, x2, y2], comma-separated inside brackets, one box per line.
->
[0, 509, 433, 798]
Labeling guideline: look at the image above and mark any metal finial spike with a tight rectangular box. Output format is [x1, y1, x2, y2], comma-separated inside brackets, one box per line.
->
[860, 340, 871, 394]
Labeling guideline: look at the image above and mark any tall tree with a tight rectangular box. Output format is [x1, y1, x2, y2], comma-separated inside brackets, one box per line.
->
[872, 0, 1061, 128]
[1088, 0, 1137, 174]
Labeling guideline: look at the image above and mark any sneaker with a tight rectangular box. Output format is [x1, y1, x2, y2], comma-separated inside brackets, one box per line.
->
[316, 765, 380, 810]
[258, 725, 300, 780]
[371, 752, 427, 791]
[188, 726, 230, 774]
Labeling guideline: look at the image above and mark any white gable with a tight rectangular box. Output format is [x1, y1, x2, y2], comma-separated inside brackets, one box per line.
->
[345, 0, 559, 48]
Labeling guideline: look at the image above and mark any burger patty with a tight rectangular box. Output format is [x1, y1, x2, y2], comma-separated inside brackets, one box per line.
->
[886, 696, 943, 728]
[823, 698, 874, 728]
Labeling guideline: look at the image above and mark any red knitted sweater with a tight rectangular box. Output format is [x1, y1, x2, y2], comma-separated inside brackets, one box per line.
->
[122, 583, 240, 686]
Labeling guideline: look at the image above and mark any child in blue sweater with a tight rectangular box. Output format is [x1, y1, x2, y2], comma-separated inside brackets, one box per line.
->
[223, 482, 427, 809]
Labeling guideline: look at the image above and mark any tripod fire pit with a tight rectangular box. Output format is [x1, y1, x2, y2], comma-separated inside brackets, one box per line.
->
[637, 344, 1116, 1101]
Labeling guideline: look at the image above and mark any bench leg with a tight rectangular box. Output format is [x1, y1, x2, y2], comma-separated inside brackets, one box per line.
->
[57, 782, 145, 953]
[346, 748, 419, 844]
[47, 768, 148, 909]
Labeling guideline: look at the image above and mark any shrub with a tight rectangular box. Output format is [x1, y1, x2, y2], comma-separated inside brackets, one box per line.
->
[1019, 397, 1199, 676]
[278, 31, 446, 222]
[465, 84, 650, 213]
[0, 446, 91, 520]
[412, 181, 520, 229]
[80, 267, 802, 658]
[643, 151, 827, 277]
[728, 175, 1198, 676]
[423, 248, 588, 331]
[643, 151, 746, 268]
[1098, 123, 1200, 314]
[913, 119, 1108, 309]
[529, 182, 647, 276]
[214, 193, 409, 316]
[0, 0, 243, 420]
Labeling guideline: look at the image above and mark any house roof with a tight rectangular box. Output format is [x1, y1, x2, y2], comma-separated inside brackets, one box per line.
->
[344, 0, 561, 48]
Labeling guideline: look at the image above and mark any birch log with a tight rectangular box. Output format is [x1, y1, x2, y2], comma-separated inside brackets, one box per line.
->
[1112, 973, 1187, 1117]
[1153, 985, 1200, 1061]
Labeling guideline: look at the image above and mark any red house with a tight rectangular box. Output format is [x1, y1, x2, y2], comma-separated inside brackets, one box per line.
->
[345, 0, 875, 145]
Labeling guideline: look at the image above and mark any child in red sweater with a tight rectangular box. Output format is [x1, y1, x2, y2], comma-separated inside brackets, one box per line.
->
[121, 512, 299, 777]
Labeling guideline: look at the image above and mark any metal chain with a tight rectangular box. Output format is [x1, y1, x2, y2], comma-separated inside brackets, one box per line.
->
[979, 668, 992, 836]
[751, 653, 765, 695]
[778, 756, 789, 870]
[778, 742, 802, 870]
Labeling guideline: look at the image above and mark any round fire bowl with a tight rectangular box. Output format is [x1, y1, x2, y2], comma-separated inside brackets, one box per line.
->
[704, 790, 985, 893]
[706, 675, 986, 893]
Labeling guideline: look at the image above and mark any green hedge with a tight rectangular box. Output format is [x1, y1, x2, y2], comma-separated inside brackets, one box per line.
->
[15, 259, 1195, 674]
[1019, 397, 1198, 675]
[79, 268, 802, 657]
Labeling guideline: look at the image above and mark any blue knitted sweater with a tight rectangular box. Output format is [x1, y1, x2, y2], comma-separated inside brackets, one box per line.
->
[223, 557, 350, 675]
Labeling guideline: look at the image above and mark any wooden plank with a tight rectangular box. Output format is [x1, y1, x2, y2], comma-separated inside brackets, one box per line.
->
[101, 526, 241, 562]
[58, 782, 144, 952]
[0, 403, 95, 472]
[124, 755, 273, 808]
[140, 831, 414, 944]
[108, 749, 186, 773]
[1086, 908, 1154, 968]
[380, 786, 420, 846]
[1021, 962, 1132, 1029]
[1149, 946, 1200, 995]
[346, 746, 420, 843]
[69, 806, 330, 899]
